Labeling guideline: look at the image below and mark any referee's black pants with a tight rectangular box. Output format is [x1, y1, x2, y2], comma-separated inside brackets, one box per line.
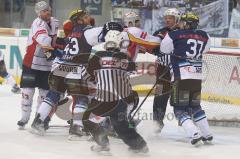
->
[82, 99, 147, 150]
[153, 64, 171, 123]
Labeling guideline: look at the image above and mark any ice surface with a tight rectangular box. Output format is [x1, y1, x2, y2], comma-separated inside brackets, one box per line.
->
[0, 85, 240, 159]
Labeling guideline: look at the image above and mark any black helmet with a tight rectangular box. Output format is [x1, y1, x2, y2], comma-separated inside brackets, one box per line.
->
[180, 13, 199, 29]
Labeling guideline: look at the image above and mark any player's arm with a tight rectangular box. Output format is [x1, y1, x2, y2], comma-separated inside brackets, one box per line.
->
[84, 27, 103, 46]
[126, 27, 161, 52]
[160, 33, 174, 54]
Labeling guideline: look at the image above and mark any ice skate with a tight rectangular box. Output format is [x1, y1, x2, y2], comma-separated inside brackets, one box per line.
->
[17, 120, 28, 130]
[11, 84, 21, 94]
[128, 145, 149, 154]
[31, 115, 45, 136]
[68, 124, 89, 141]
[191, 133, 203, 146]
[90, 144, 111, 156]
[202, 135, 213, 145]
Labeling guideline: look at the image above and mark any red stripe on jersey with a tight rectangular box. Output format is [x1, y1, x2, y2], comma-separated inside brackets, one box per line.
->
[140, 32, 144, 38]
[143, 32, 147, 39]
[33, 30, 47, 39]
[23, 38, 38, 68]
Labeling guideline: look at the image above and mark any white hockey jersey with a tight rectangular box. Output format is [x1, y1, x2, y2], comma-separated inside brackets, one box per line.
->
[91, 27, 161, 62]
[23, 17, 59, 71]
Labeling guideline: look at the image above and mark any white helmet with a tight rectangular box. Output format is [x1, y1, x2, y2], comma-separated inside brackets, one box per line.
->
[164, 8, 180, 23]
[123, 11, 140, 27]
[104, 30, 123, 49]
[35, 1, 51, 15]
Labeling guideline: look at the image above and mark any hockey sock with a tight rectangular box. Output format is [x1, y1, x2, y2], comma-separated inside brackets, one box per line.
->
[194, 110, 212, 138]
[180, 114, 199, 138]
[37, 91, 60, 121]
[20, 88, 35, 122]
[37, 100, 53, 121]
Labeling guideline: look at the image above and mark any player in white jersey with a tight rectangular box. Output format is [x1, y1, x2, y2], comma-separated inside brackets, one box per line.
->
[17, 1, 59, 129]
[160, 13, 213, 146]
[0, 50, 21, 93]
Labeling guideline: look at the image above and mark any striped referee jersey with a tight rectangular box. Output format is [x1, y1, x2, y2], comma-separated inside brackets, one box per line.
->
[87, 50, 134, 102]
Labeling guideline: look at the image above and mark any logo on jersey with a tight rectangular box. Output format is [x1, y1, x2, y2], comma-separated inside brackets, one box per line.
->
[101, 57, 128, 69]
[58, 65, 78, 73]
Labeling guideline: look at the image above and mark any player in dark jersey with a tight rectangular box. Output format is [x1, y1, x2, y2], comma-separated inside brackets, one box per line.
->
[160, 13, 213, 146]
[152, 8, 180, 132]
[82, 30, 148, 154]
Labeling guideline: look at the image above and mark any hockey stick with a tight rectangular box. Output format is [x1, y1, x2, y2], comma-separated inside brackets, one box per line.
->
[128, 65, 171, 127]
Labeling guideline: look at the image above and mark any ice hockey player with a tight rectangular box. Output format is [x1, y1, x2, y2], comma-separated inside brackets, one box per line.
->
[160, 13, 213, 146]
[82, 30, 149, 154]
[0, 50, 21, 93]
[17, 1, 59, 129]
[152, 8, 181, 132]
[121, 11, 161, 127]
[30, 9, 123, 136]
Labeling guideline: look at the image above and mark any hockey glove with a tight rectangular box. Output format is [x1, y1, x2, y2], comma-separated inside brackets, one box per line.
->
[45, 49, 64, 60]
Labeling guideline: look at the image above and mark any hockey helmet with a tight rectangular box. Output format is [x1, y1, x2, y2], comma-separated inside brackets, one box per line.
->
[35, 1, 51, 15]
[68, 8, 88, 23]
[163, 8, 181, 23]
[104, 30, 124, 49]
[180, 13, 199, 29]
[123, 11, 140, 27]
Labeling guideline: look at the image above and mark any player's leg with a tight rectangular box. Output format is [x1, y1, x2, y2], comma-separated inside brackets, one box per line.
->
[82, 99, 110, 152]
[171, 80, 202, 145]
[190, 81, 213, 143]
[0, 60, 20, 93]
[17, 88, 35, 129]
[109, 100, 148, 153]
[17, 66, 36, 129]
[69, 94, 90, 138]
[31, 73, 65, 135]
[153, 65, 171, 132]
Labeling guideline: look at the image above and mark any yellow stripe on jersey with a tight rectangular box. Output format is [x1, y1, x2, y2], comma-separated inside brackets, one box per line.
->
[127, 33, 160, 48]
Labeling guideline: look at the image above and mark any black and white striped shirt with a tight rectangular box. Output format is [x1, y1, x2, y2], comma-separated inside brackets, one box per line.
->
[87, 50, 133, 102]
[156, 54, 171, 66]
